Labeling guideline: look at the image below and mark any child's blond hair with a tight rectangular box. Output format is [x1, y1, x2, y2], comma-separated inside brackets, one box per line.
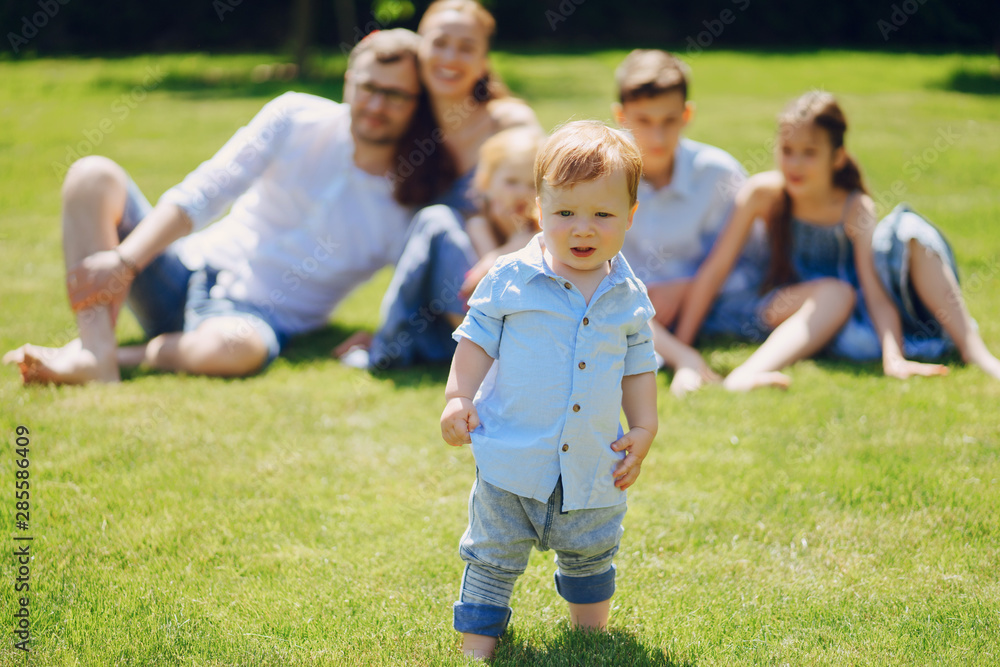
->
[534, 121, 643, 207]
[472, 126, 546, 196]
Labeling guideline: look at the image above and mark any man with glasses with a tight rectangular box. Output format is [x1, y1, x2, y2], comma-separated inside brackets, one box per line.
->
[6, 29, 430, 384]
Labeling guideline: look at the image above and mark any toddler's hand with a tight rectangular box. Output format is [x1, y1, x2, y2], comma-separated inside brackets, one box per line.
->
[610, 427, 654, 490]
[441, 397, 479, 446]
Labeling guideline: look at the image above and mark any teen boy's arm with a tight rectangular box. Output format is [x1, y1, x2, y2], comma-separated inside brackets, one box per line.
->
[612, 371, 658, 490]
[441, 338, 494, 446]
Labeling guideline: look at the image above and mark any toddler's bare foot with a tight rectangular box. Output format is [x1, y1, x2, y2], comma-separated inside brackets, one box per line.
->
[723, 368, 791, 392]
[3, 340, 119, 385]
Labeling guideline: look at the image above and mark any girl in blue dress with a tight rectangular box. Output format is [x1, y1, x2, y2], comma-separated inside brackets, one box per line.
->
[676, 90, 1000, 389]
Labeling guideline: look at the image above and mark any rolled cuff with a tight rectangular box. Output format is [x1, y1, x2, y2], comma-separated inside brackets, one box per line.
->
[453, 601, 512, 638]
[554, 564, 616, 604]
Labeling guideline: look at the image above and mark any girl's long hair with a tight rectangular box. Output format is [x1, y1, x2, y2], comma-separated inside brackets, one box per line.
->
[762, 91, 869, 292]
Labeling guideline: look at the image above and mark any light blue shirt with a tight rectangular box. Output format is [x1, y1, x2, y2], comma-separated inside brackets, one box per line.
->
[621, 138, 766, 293]
[454, 235, 657, 511]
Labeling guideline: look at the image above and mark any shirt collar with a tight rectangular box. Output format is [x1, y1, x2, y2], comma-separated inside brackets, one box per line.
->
[522, 233, 638, 288]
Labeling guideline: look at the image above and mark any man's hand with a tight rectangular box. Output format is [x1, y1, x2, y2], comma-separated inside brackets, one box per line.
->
[441, 396, 479, 446]
[610, 426, 654, 490]
[66, 249, 135, 321]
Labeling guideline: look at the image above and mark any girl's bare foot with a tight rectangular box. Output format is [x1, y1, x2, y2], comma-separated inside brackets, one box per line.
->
[3, 340, 119, 385]
[723, 368, 791, 392]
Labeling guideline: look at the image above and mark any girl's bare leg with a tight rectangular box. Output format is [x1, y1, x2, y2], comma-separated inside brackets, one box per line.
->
[908, 240, 1000, 380]
[725, 278, 856, 391]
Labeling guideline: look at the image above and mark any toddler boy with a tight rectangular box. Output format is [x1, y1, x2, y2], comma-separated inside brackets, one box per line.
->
[440, 120, 658, 659]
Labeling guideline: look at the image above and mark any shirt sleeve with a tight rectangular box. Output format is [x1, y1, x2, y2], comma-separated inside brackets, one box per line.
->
[158, 92, 301, 230]
[623, 292, 658, 377]
[452, 265, 508, 359]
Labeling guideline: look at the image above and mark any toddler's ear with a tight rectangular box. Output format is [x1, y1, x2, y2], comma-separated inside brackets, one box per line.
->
[535, 196, 543, 226]
[627, 201, 639, 229]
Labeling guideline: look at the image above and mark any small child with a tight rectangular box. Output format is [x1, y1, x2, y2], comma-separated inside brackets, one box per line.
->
[460, 126, 546, 297]
[440, 121, 659, 659]
[335, 128, 544, 369]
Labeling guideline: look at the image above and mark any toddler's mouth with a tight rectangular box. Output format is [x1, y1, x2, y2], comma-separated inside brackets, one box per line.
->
[571, 247, 595, 257]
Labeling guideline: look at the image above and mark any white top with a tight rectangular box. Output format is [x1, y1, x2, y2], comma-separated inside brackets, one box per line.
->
[161, 92, 412, 335]
[621, 138, 765, 293]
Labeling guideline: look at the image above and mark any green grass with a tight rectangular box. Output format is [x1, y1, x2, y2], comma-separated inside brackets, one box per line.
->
[2, 50, 1000, 665]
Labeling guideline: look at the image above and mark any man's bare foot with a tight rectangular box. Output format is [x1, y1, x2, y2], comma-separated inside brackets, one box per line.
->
[3, 340, 119, 385]
[722, 368, 791, 392]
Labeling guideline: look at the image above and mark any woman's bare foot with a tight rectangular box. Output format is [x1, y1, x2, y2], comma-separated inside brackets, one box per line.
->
[3, 339, 119, 385]
[722, 368, 791, 392]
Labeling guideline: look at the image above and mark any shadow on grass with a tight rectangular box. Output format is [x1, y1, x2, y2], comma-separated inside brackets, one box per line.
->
[116, 324, 450, 385]
[933, 66, 1000, 95]
[493, 627, 690, 667]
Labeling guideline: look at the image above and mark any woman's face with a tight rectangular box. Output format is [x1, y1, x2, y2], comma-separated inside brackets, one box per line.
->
[418, 10, 489, 101]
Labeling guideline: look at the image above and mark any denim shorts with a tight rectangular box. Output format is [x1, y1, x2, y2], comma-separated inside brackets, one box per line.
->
[120, 178, 285, 363]
[453, 473, 626, 637]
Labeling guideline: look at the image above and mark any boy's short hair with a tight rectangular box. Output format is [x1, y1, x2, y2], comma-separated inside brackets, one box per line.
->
[615, 49, 690, 103]
[534, 120, 643, 207]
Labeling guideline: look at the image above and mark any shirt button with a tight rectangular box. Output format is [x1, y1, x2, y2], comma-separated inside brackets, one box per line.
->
[563, 282, 571, 290]
[572, 404, 581, 412]
[582, 317, 589, 326]
[578, 361, 586, 370]
[562, 444, 569, 452]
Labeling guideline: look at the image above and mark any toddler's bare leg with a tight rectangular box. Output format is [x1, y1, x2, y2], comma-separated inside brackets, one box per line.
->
[461, 633, 498, 660]
[568, 599, 610, 631]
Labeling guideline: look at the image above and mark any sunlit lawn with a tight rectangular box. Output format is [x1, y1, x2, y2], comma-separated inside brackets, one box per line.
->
[1, 49, 999, 665]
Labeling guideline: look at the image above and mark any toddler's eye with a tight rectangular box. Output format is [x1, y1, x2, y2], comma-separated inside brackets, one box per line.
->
[558, 210, 573, 217]
[595, 212, 610, 218]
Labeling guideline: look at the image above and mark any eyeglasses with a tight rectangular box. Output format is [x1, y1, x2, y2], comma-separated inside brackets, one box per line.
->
[355, 81, 419, 107]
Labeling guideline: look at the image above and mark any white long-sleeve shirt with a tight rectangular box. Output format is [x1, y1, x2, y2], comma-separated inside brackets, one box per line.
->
[161, 92, 412, 335]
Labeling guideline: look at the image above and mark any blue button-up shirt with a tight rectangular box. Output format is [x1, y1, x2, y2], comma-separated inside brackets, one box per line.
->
[454, 235, 657, 511]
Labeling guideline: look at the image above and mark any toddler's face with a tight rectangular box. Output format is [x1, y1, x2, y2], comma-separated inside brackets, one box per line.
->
[538, 169, 636, 281]
[615, 91, 690, 179]
[485, 149, 536, 237]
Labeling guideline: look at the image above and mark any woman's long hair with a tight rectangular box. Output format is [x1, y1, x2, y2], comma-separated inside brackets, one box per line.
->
[762, 91, 869, 292]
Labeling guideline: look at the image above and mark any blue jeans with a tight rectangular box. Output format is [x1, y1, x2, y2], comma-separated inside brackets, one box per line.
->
[120, 178, 285, 363]
[454, 474, 626, 638]
[368, 205, 476, 369]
